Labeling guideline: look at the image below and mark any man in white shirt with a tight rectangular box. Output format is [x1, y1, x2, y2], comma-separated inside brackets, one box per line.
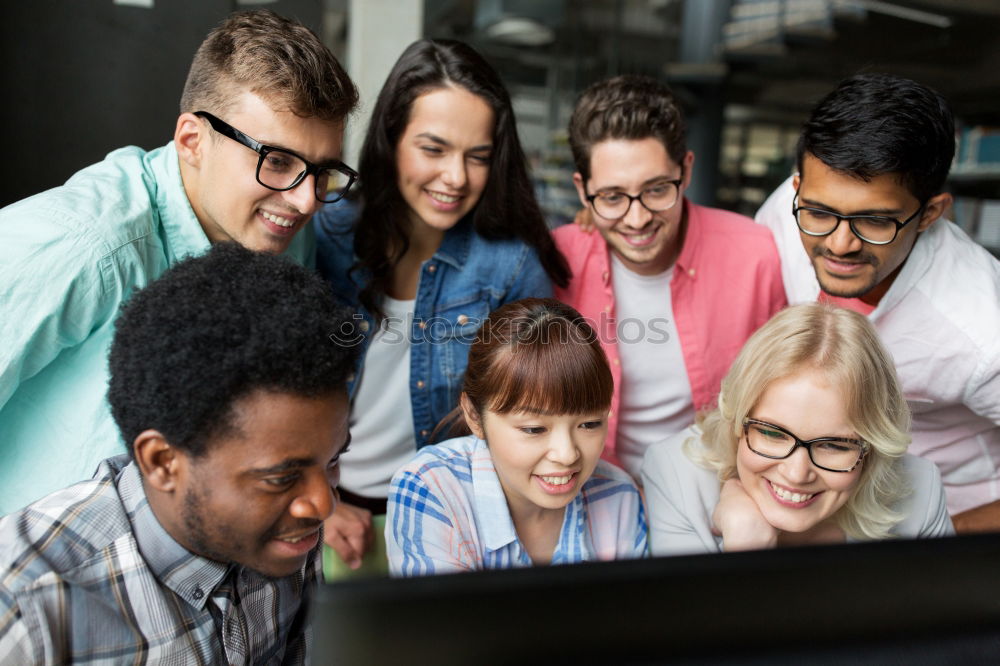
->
[756, 73, 1000, 532]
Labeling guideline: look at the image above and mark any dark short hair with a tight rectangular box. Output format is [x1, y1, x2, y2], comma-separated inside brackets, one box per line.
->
[108, 243, 359, 458]
[797, 73, 955, 202]
[568, 74, 687, 182]
[346, 39, 569, 321]
[463, 298, 613, 417]
[180, 9, 358, 121]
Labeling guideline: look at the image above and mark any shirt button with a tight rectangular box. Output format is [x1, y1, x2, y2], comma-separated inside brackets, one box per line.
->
[457, 314, 468, 325]
[420, 429, 430, 437]
[602, 271, 609, 281]
[688, 268, 695, 277]
[604, 305, 612, 313]
[613, 358, 620, 365]
[346, 372, 355, 383]
[359, 321, 370, 333]
[416, 380, 425, 389]
[427, 264, 437, 273]
[418, 321, 427, 330]
[193, 587, 204, 600]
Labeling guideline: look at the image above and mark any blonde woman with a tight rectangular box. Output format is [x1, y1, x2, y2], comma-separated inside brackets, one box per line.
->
[641, 303, 953, 555]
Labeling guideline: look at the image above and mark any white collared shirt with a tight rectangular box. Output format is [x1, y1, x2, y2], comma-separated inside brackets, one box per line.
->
[756, 177, 1000, 514]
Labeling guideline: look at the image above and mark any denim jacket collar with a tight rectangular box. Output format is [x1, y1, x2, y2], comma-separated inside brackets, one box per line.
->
[332, 214, 474, 295]
[432, 216, 474, 270]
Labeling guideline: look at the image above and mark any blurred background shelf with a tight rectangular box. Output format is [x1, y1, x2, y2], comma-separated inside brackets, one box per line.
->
[7, 0, 1000, 256]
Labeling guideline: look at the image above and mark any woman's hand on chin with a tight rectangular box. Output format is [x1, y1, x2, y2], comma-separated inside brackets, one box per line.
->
[713, 478, 779, 552]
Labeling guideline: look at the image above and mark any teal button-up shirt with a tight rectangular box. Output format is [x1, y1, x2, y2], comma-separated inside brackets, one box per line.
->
[0, 142, 315, 514]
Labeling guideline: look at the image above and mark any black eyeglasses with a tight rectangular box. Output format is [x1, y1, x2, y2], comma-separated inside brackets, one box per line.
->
[743, 418, 868, 473]
[585, 168, 684, 221]
[792, 193, 925, 245]
[194, 111, 357, 203]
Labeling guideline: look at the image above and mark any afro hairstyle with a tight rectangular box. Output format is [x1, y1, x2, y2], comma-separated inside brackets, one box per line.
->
[108, 242, 359, 458]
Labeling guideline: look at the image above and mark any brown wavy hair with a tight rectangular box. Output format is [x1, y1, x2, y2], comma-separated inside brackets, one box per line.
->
[180, 9, 358, 121]
[568, 74, 686, 181]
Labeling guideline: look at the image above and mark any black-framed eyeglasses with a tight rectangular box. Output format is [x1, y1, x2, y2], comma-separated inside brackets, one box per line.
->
[742, 418, 868, 473]
[194, 111, 357, 203]
[584, 168, 684, 221]
[792, 193, 925, 245]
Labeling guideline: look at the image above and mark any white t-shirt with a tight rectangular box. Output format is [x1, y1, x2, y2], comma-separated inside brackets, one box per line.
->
[340, 295, 416, 498]
[611, 253, 695, 478]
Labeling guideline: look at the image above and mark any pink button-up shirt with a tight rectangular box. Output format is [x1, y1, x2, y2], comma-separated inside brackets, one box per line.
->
[554, 199, 787, 466]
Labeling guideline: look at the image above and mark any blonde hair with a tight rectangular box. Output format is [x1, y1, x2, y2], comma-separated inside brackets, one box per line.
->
[686, 303, 911, 540]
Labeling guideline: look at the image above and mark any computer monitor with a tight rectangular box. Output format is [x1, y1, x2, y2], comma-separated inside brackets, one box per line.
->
[312, 533, 1000, 665]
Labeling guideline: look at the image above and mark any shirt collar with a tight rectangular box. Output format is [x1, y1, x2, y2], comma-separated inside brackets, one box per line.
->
[470, 437, 521, 552]
[867, 218, 941, 318]
[469, 437, 596, 562]
[550, 485, 595, 564]
[149, 141, 212, 265]
[594, 229, 613, 287]
[118, 461, 230, 612]
[673, 197, 699, 275]
[433, 217, 473, 270]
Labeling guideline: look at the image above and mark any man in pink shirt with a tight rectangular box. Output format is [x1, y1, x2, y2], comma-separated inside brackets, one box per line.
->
[756, 74, 1000, 533]
[554, 75, 786, 479]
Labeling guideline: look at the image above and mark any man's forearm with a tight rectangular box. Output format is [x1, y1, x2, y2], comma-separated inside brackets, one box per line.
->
[952, 499, 1000, 534]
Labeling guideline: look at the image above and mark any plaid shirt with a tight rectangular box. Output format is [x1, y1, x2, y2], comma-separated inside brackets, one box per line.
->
[0, 455, 321, 665]
[387, 435, 648, 576]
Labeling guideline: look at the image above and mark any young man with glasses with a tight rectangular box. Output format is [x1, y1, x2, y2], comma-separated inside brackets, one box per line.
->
[0, 9, 358, 515]
[554, 75, 786, 480]
[755, 73, 1000, 532]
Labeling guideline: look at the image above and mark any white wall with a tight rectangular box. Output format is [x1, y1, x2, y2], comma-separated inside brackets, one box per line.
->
[345, 0, 424, 167]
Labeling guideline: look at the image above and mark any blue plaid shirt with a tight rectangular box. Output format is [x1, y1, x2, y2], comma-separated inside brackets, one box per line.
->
[387, 435, 648, 576]
[0, 455, 320, 664]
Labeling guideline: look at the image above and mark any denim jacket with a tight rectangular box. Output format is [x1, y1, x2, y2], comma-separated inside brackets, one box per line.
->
[315, 200, 553, 450]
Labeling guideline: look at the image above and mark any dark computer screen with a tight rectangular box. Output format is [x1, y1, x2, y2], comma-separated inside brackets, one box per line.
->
[313, 533, 1000, 665]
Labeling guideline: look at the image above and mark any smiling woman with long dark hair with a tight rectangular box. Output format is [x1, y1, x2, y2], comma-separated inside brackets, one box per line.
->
[314, 39, 569, 571]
